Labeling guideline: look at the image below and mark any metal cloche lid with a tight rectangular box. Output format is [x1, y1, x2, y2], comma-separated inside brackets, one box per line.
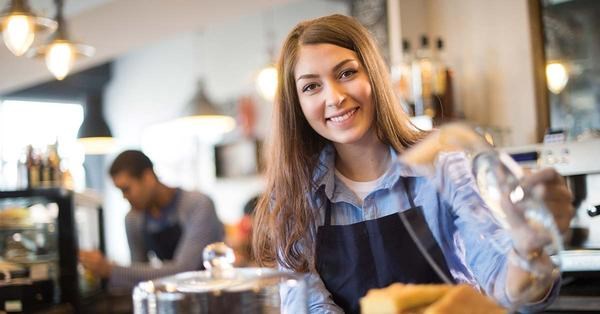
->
[137, 242, 301, 295]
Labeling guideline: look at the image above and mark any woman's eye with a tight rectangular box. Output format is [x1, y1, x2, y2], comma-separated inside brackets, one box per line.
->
[340, 70, 356, 78]
[302, 83, 319, 93]
[339, 69, 357, 79]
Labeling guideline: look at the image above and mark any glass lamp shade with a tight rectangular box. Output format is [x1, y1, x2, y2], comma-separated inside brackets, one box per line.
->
[0, 0, 57, 56]
[2, 14, 33, 56]
[45, 40, 74, 80]
[256, 64, 277, 101]
[29, 38, 95, 80]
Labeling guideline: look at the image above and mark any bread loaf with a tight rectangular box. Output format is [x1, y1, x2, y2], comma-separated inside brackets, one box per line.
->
[360, 283, 507, 314]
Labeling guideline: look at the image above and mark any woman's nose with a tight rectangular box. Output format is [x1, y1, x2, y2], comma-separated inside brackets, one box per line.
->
[325, 82, 345, 108]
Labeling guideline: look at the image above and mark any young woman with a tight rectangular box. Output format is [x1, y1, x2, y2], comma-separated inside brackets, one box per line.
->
[253, 14, 572, 313]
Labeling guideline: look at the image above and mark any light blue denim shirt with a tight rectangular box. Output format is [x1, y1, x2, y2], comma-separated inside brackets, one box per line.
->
[282, 144, 558, 313]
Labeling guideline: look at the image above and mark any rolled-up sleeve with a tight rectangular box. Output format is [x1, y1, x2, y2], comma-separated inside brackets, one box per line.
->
[279, 265, 343, 314]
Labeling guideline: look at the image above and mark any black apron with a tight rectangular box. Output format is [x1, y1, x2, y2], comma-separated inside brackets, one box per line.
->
[143, 191, 183, 261]
[315, 177, 454, 314]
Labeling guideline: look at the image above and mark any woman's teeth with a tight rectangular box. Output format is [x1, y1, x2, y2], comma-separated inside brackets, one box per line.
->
[329, 108, 357, 123]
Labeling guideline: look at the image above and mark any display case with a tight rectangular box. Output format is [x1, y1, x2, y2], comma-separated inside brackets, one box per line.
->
[0, 188, 105, 312]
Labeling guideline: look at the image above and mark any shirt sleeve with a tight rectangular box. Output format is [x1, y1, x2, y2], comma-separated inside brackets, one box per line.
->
[435, 152, 559, 310]
[278, 264, 343, 314]
[124, 211, 147, 263]
[110, 193, 225, 288]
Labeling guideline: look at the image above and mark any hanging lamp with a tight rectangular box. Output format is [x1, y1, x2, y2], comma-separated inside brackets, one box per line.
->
[28, 0, 94, 80]
[256, 64, 277, 101]
[0, 0, 57, 56]
[78, 92, 116, 155]
[546, 62, 569, 95]
[174, 80, 236, 139]
[255, 10, 277, 101]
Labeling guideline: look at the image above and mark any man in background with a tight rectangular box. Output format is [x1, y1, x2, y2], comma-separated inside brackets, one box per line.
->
[79, 150, 224, 287]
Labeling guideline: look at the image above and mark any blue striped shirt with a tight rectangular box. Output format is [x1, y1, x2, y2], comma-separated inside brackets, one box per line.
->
[287, 144, 558, 313]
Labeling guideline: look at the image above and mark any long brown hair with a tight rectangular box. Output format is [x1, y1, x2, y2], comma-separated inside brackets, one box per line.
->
[253, 14, 424, 272]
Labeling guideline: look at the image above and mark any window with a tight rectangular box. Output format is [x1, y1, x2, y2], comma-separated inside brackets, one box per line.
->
[0, 100, 85, 190]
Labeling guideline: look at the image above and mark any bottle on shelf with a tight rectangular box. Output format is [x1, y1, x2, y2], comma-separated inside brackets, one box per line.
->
[392, 39, 416, 116]
[431, 37, 454, 125]
[16, 154, 28, 190]
[411, 35, 434, 117]
[46, 142, 62, 186]
[26, 145, 41, 189]
[23, 142, 65, 189]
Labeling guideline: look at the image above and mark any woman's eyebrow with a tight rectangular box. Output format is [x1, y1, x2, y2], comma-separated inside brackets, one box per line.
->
[296, 73, 319, 82]
[331, 59, 355, 74]
[296, 59, 356, 82]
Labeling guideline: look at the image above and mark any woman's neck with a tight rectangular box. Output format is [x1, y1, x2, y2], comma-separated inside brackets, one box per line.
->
[334, 137, 390, 182]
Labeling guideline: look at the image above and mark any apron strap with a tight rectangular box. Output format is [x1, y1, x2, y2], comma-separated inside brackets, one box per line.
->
[401, 176, 417, 208]
[324, 198, 332, 226]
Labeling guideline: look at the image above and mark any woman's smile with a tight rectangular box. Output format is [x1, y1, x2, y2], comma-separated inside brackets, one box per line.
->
[327, 107, 359, 125]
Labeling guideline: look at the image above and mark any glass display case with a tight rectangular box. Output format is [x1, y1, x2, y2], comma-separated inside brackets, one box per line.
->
[0, 188, 105, 312]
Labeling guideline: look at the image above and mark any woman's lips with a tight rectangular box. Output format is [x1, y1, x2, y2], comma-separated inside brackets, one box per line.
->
[327, 107, 358, 124]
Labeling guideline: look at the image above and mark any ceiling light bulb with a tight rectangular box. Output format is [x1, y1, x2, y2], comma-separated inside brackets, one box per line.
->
[45, 41, 74, 80]
[546, 62, 569, 94]
[2, 14, 34, 56]
[256, 65, 277, 101]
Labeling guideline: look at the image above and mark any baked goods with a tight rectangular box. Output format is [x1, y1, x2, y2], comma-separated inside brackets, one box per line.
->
[0, 207, 30, 226]
[424, 284, 506, 314]
[360, 283, 507, 314]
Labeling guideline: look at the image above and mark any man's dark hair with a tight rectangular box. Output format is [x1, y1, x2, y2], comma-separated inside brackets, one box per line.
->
[109, 150, 154, 178]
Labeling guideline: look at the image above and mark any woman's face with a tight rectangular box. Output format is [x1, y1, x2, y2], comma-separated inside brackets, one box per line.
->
[294, 43, 376, 145]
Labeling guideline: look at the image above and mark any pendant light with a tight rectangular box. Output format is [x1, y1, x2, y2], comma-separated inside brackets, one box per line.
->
[28, 0, 94, 80]
[78, 92, 116, 155]
[546, 62, 569, 94]
[256, 10, 277, 101]
[0, 0, 57, 56]
[256, 65, 277, 101]
[175, 80, 236, 139]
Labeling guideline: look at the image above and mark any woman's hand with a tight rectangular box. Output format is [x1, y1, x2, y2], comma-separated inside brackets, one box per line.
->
[522, 168, 574, 234]
[505, 168, 573, 305]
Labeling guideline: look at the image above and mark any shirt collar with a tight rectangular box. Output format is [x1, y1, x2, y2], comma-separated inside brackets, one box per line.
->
[312, 144, 419, 201]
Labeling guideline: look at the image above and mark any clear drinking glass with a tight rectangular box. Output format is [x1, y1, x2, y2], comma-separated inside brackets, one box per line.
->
[399, 123, 562, 310]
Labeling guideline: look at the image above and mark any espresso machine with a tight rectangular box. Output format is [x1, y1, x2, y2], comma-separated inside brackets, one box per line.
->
[503, 139, 600, 275]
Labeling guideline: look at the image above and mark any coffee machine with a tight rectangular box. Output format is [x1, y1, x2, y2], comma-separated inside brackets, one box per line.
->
[503, 139, 600, 274]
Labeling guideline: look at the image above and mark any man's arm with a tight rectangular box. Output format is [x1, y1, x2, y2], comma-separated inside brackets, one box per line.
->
[124, 211, 147, 263]
[110, 192, 224, 287]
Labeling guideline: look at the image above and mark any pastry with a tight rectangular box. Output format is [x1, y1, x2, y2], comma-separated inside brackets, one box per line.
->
[360, 283, 507, 314]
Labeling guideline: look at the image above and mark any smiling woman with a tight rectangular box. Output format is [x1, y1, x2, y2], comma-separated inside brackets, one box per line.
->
[252, 13, 570, 314]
